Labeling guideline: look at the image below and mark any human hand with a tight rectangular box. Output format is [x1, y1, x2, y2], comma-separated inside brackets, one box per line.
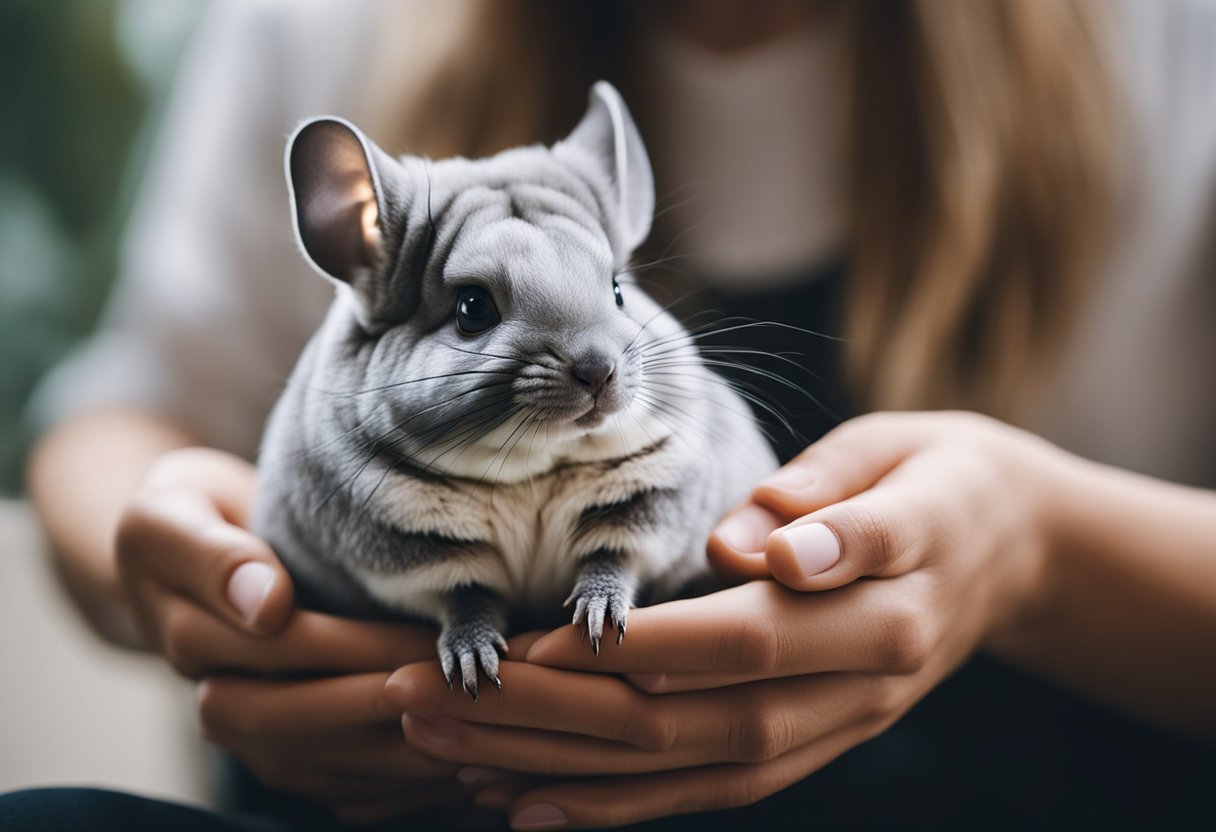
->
[193, 617, 471, 824]
[115, 447, 469, 822]
[114, 447, 295, 661]
[383, 411, 1067, 829]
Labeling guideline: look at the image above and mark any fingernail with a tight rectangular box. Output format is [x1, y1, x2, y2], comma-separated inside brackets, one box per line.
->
[226, 562, 276, 623]
[405, 713, 461, 750]
[762, 465, 815, 492]
[715, 504, 772, 554]
[512, 803, 569, 830]
[457, 766, 500, 788]
[773, 522, 840, 576]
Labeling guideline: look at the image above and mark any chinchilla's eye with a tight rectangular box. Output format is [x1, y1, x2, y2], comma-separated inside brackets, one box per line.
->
[455, 286, 501, 334]
[613, 278, 624, 308]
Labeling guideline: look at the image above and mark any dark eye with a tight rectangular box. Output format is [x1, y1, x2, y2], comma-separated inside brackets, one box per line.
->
[455, 286, 500, 334]
[613, 278, 624, 308]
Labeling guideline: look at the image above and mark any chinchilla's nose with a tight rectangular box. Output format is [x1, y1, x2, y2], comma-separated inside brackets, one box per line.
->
[571, 352, 616, 394]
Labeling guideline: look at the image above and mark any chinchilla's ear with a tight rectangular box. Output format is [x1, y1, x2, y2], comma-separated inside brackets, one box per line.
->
[286, 117, 406, 294]
[557, 81, 655, 256]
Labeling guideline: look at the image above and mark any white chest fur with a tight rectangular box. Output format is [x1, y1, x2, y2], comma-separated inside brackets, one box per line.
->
[354, 410, 693, 622]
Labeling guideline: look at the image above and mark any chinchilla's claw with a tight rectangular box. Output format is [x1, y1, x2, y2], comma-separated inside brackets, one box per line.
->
[567, 565, 633, 656]
[438, 617, 507, 697]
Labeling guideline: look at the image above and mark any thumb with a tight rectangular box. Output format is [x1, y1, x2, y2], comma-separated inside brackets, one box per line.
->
[221, 534, 294, 635]
[763, 484, 925, 592]
[117, 490, 295, 635]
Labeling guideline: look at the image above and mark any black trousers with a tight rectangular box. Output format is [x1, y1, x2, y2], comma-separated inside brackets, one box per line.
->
[3, 656, 1213, 832]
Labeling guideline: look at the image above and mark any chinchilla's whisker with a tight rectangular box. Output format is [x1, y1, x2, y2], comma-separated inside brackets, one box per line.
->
[639, 377, 777, 433]
[439, 343, 540, 366]
[642, 346, 826, 387]
[418, 400, 521, 470]
[300, 368, 517, 398]
[647, 362, 828, 425]
[621, 285, 722, 354]
[616, 251, 697, 277]
[652, 175, 718, 211]
[637, 388, 784, 458]
[631, 392, 760, 465]
[641, 343, 812, 370]
[629, 314, 765, 355]
[640, 320, 844, 357]
[643, 200, 720, 272]
[619, 405, 664, 458]
[494, 413, 548, 506]
[476, 412, 539, 502]
[644, 358, 810, 397]
[321, 383, 517, 509]
[412, 394, 519, 457]
[259, 400, 389, 467]
[394, 383, 516, 440]
[642, 363, 825, 444]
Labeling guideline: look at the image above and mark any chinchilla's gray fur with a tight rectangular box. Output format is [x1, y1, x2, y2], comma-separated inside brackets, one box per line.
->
[253, 82, 776, 695]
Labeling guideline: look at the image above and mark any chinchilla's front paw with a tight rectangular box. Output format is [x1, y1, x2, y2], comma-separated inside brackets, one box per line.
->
[437, 620, 507, 700]
[566, 563, 633, 655]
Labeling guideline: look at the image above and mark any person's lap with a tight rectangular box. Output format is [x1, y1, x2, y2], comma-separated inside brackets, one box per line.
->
[4, 656, 1213, 831]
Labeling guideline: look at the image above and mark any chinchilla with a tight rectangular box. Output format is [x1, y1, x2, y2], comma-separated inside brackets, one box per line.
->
[253, 81, 777, 696]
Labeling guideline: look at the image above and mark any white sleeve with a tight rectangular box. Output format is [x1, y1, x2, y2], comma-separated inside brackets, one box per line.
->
[29, 0, 358, 458]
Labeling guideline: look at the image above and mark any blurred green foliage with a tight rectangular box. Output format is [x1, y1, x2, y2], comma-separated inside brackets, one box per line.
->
[0, 0, 196, 493]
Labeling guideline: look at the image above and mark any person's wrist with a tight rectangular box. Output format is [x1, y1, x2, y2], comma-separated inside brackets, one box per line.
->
[982, 432, 1085, 658]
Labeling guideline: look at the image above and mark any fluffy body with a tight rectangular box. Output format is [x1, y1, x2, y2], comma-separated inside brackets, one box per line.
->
[252, 85, 777, 693]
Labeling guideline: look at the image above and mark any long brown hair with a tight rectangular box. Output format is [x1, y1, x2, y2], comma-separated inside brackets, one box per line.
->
[360, 0, 1118, 419]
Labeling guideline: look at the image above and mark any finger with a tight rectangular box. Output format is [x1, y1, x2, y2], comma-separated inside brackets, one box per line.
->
[764, 457, 941, 592]
[401, 672, 881, 774]
[242, 732, 459, 783]
[626, 669, 764, 694]
[197, 673, 399, 736]
[117, 487, 293, 635]
[527, 579, 927, 678]
[706, 503, 785, 581]
[505, 629, 549, 657]
[386, 662, 672, 751]
[503, 724, 866, 830]
[749, 412, 929, 519]
[160, 598, 435, 676]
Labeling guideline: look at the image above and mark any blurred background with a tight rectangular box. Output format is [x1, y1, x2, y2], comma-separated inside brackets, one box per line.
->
[0, 0, 209, 805]
[0, 0, 199, 492]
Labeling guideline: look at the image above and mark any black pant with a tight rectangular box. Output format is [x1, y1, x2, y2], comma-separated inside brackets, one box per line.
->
[3, 657, 1214, 831]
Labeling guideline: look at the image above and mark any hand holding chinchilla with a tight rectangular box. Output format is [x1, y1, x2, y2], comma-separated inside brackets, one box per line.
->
[253, 82, 776, 697]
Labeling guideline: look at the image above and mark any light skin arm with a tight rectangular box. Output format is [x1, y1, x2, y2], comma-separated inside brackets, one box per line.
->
[738, 412, 1216, 738]
[384, 411, 1216, 829]
[27, 408, 478, 823]
[988, 454, 1216, 735]
[27, 408, 196, 647]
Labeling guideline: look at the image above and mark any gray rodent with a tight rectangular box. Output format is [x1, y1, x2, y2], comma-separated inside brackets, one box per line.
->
[252, 82, 777, 696]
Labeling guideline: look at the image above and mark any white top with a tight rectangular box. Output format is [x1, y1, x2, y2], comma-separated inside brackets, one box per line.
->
[32, 0, 1216, 488]
[641, 16, 848, 284]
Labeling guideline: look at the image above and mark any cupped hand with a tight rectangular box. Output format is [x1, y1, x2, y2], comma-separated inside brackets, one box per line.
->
[193, 624, 466, 824]
[114, 447, 469, 822]
[384, 411, 1069, 829]
[114, 447, 295, 663]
